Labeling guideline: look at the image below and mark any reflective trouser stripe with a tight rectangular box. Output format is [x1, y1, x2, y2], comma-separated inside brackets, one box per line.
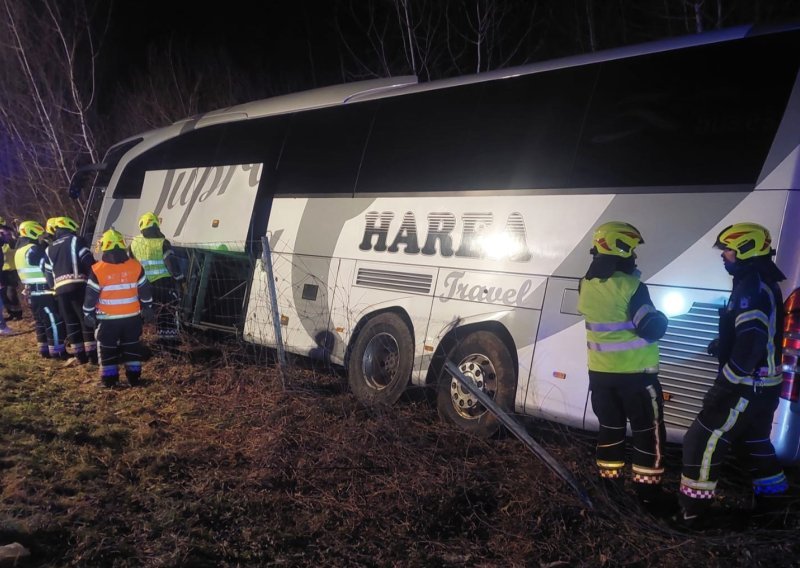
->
[700, 397, 749, 481]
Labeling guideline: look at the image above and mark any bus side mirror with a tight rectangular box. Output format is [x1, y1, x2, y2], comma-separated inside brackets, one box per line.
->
[68, 163, 105, 199]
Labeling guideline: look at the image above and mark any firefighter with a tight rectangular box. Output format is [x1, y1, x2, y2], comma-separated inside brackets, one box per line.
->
[44, 216, 97, 364]
[83, 229, 154, 387]
[14, 221, 67, 358]
[128, 212, 184, 351]
[42, 217, 59, 246]
[677, 223, 789, 528]
[577, 221, 671, 513]
[0, 217, 23, 321]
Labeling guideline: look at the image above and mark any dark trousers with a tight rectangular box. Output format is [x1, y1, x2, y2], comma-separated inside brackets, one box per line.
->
[680, 382, 787, 515]
[1, 270, 22, 316]
[590, 371, 667, 485]
[57, 286, 96, 361]
[152, 278, 179, 342]
[31, 294, 66, 356]
[96, 316, 143, 385]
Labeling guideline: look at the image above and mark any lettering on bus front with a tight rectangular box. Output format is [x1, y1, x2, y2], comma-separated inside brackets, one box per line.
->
[359, 211, 532, 261]
[152, 164, 262, 237]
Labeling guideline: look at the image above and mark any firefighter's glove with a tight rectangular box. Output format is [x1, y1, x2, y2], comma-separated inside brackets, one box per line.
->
[169, 288, 180, 303]
[706, 337, 720, 358]
[703, 381, 735, 411]
[83, 313, 97, 329]
[141, 306, 156, 324]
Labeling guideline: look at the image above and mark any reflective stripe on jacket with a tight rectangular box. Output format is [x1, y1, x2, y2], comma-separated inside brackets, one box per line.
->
[578, 272, 660, 373]
[91, 259, 143, 319]
[130, 236, 169, 282]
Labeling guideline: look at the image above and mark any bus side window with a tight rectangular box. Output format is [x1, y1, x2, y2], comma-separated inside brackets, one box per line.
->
[356, 66, 595, 194]
[274, 102, 377, 196]
[572, 33, 800, 188]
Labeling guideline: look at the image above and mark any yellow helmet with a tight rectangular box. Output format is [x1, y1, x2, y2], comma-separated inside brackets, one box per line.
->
[592, 221, 644, 258]
[19, 220, 45, 240]
[139, 212, 160, 231]
[100, 229, 126, 252]
[0, 216, 6, 226]
[45, 217, 60, 235]
[714, 222, 772, 260]
[53, 216, 79, 232]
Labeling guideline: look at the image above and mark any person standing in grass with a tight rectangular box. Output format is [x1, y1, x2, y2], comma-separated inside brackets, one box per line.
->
[14, 221, 67, 358]
[577, 221, 673, 515]
[0, 217, 23, 321]
[83, 229, 154, 387]
[44, 216, 96, 364]
[129, 212, 184, 353]
[677, 223, 790, 529]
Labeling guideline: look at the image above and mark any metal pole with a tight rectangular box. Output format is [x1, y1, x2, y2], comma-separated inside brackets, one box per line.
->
[261, 236, 287, 384]
[444, 360, 593, 509]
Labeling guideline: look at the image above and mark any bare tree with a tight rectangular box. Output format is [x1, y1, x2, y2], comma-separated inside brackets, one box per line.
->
[109, 42, 267, 138]
[0, 0, 108, 221]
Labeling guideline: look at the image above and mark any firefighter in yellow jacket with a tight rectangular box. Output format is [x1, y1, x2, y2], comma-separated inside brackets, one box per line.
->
[577, 221, 672, 513]
[128, 212, 184, 350]
[14, 221, 67, 358]
[83, 229, 154, 387]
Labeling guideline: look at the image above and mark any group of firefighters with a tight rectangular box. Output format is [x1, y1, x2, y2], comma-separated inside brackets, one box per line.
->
[0, 212, 184, 387]
[2, 211, 794, 529]
[579, 220, 794, 528]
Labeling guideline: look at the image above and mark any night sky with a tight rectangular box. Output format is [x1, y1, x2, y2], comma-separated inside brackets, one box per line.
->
[103, 1, 343, 100]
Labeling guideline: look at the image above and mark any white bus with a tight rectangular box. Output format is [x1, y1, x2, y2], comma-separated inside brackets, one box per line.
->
[71, 23, 800, 460]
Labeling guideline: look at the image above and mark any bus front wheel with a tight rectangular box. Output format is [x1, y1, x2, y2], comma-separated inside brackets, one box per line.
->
[347, 313, 413, 406]
[436, 331, 516, 438]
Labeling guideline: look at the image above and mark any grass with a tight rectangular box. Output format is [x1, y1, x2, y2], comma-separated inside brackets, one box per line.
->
[0, 316, 799, 567]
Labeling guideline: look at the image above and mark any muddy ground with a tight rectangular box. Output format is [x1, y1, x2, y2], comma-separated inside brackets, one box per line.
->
[0, 316, 798, 567]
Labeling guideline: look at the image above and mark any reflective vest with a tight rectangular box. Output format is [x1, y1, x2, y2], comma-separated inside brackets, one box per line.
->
[578, 272, 660, 373]
[2, 243, 14, 271]
[14, 243, 50, 295]
[93, 259, 142, 319]
[130, 236, 169, 282]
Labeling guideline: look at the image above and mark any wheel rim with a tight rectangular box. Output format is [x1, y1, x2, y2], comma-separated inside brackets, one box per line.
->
[450, 352, 497, 420]
[361, 332, 401, 391]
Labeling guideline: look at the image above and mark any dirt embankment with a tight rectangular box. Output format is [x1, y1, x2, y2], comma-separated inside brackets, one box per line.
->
[0, 322, 798, 567]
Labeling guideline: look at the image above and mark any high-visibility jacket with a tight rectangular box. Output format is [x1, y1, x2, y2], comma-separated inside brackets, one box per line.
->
[90, 258, 144, 319]
[130, 235, 169, 282]
[578, 272, 660, 373]
[2, 242, 15, 271]
[14, 242, 51, 296]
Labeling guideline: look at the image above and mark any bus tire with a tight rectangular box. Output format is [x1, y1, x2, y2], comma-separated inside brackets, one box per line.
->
[436, 330, 516, 438]
[347, 313, 413, 406]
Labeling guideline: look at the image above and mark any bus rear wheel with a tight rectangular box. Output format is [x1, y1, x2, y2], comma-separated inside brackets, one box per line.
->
[436, 331, 516, 438]
[347, 313, 413, 406]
